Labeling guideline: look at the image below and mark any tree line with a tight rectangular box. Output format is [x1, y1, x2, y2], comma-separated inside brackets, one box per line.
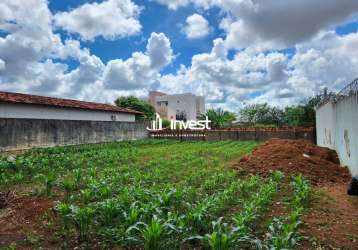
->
[114, 92, 333, 129]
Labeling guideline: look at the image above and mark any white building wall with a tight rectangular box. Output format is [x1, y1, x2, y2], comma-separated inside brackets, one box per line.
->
[316, 93, 358, 176]
[196, 96, 205, 116]
[155, 93, 205, 120]
[316, 102, 336, 150]
[0, 103, 136, 122]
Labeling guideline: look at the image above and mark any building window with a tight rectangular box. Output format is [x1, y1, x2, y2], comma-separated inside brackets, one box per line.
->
[157, 101, 168, 106]
[176, 110, 187, 121]
[111, 115, 117, 121]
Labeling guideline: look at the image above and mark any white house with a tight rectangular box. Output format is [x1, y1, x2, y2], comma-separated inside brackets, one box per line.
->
[0, 91, 141, 122]
[149, 91, 205, 120]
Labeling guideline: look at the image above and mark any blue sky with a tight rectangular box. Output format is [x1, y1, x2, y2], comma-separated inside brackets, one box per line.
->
[48, 0, 223, 73]
[1, 0, 358, 110]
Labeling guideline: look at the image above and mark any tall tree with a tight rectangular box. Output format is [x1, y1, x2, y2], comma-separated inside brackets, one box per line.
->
[238, 92, 336, 127]
[239, 103, 284, 127]
[115, 96, 155, 120]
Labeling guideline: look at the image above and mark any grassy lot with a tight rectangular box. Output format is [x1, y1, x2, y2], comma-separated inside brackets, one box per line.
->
[0, 140, 310, 249]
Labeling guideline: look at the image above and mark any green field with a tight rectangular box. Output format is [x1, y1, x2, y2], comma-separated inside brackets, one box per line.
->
[0, 140, 310, 249]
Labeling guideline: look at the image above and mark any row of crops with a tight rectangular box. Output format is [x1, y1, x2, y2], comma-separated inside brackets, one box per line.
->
[0, 140, 311, 249]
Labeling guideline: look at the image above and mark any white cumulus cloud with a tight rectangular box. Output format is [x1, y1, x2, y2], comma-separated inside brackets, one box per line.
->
[154, 0, 218, 10]
[183, 14, 210, 39]
[220, 0, 358, 50]
[0, 1, 173, 102]
[103, 32, 173, 90]
[1, 0, 358, 111]
[54, 0, 142, 41]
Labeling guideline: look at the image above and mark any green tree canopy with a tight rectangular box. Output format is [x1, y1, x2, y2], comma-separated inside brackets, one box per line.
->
[238, 92, 334, 127]
[199, 109, 237, 129]
[115, 96, 155, 121]
[239, 103, 284, 127]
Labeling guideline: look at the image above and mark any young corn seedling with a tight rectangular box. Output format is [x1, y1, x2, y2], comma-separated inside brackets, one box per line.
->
[62, 178, 76, 198]
[55, 202, 72, 230]
[97, 199, 120, 225]
[99, 185, 113, 199]
[232, 171, 283, 237]
[185, 177, 260, 234]
[143, 217, 164, 250]
[267, 208, 303, 250]
[126, 216, 178, 250]
[292, 175, 311, 207]
[73, 206, 95, 243]
[73, 169, 82, 187]
[44, 172, 56, 196]
[81, 189, 94, 204]
[123, 202, 142, 226]
[266, 175, 311, 250]
[157, 188, 179, 208]
[188, 217, 257, 250]
[197, 217, 236, 250]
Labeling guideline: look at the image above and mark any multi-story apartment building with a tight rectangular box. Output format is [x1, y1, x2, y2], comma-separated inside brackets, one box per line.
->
[149, 91, 205, 121]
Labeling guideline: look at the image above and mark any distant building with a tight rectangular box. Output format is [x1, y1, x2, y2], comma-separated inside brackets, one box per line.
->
[149, 91, 205, 120]
[0, 91, 141, 122]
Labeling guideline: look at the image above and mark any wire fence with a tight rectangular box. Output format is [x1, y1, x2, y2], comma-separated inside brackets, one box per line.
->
[338, 78, 358, 96]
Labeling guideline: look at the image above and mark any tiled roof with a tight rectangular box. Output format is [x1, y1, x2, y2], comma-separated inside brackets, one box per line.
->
[0, 91, 142, 114]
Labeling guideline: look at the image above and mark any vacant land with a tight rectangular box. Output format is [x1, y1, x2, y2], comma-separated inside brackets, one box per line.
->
[0, 140, 344, 249]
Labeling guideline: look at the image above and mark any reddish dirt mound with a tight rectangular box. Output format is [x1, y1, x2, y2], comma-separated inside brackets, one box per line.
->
[234, 138, 351, 186]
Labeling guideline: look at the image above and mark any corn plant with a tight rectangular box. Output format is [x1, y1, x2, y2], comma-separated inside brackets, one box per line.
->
[266, 175, 311, 250]
[126, 216, 177, 250]
[73, 168, 82, 187]
[98, 185, 112, 199]
[233, 172, 283, 232]
[0, 140, 263, 249]
[55, 202, 72, 229]
[189, 216, 260, 250]
[267, 208, 302, 249]
[81, 189, 93, 204]
[96, 198, 120, 225]
[72, 206, 95, 243]
[123, 202, 142, 226]
[62, 178, 76, 197]
[193, 217, 236, 250]
[292, 175, 311, 207]
[44, 172, 56, 196]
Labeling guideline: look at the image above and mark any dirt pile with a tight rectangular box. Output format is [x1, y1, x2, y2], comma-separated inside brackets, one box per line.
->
[234, 138, 351, 186]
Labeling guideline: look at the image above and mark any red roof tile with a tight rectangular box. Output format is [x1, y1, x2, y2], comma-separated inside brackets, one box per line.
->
[0, 91, 142, 114]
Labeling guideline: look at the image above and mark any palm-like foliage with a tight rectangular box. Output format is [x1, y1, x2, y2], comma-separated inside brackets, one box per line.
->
[198, 109, 236, 129]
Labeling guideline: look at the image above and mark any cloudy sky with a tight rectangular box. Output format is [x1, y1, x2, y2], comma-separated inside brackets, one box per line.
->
[1, 0, 358, 110]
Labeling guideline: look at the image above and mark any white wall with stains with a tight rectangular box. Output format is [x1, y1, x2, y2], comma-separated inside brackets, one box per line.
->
[316, 93, 358, 176]
[0, 103, 135, 122]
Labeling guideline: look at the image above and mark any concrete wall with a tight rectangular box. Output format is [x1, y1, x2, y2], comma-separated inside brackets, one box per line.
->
[316, 102, 335, 149]
[0, 118, 148, 152]
[0, 103, 135, 122]
[316, 93, 358, 176]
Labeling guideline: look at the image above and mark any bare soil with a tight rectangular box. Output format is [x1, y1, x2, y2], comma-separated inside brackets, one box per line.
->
[298, 184, 358, 249]
[233, 139, 358, 249]
[233, 138, 351, 186]
[0, 196, 62, 249]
